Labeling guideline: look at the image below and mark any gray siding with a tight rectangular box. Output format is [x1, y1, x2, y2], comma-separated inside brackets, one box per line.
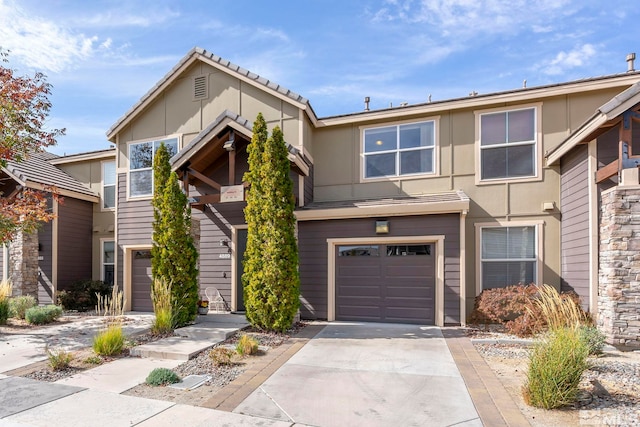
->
[57, 197, 93, 291]
[116, 173, 153, 287]
[560, 145, 590, 309]
[37, 218, 54, 304]
[304, 166, 314, 206]
[298, 214, 461, 324]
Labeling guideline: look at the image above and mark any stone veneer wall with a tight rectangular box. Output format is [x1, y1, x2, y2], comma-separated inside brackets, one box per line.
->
[8, 230, 39, 301]
[599, 187, 640, 348]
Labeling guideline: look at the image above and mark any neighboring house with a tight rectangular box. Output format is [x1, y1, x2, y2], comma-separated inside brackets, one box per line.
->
[101, 47, 639, 337]
[4, 47, 639, 346]
[0, 150, 113, 303]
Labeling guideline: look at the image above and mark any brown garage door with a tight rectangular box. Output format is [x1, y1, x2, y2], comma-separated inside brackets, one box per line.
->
[131, 250, 153, 312]
[336, 243, 435, 324]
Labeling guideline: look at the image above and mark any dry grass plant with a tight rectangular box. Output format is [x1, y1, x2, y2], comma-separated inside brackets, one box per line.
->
[530, 284, 588, 331]
[96, 284, 125, 320]
[0, 280, 12, 324]
[151, 277, 174, 334]
[236, 334, 259, 356]
[209, 347, 235, 366]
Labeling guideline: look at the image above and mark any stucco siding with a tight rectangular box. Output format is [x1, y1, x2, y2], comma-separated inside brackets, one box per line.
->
[560, 145, 590, 307]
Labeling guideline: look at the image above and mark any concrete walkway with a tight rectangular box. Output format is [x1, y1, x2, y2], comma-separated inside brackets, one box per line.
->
[0, 315, 533, 426]
[234, 322, 482, 427]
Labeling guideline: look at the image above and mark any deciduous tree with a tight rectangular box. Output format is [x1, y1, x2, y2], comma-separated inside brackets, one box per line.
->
[243, 113, 300, 332]
[0, 50, 64, 243]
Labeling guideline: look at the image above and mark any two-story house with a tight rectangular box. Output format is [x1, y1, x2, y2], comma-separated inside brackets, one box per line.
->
[4, 47, 639, 346]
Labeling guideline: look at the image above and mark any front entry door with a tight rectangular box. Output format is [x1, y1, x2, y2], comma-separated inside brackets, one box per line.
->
[235, 228, 248, 312]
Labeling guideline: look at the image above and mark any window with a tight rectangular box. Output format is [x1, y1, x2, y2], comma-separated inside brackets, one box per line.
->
[102, 240, 115, 285]
[102, 161, 116, 209]
[480, 226, 536, 289]
[363, 121, 435, 179]
[479, 107, 536, 180]
[387, 244, 431, 256]
[338, 245, 380, 256]
[128, 137, 178, 197]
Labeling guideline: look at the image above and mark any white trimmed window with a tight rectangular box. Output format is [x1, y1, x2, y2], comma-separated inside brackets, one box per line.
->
[479, 107, 536, 180]
[102, 161, 116, 209]
[102, 240, 115, 285]
[363, 121, 435, 179]
[480, 226, 537, 289]
[128, 137, 178, 198]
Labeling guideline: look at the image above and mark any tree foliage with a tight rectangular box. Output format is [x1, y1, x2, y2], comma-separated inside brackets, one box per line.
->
[0, 50, 64, 243]
[243, 113, 300, 332]
[151, 143, 199, 327]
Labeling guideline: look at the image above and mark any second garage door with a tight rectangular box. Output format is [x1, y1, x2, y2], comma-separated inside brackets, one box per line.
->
[336, 243, 435, 324]
[131, 250, 153, 312]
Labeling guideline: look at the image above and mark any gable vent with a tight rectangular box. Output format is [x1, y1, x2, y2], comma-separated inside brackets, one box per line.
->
[193, 75, 208, 101]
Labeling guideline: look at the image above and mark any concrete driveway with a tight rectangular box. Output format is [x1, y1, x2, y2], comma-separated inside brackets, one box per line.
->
[234, 322, 482, 427]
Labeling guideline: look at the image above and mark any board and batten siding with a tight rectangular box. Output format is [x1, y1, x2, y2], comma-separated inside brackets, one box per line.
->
[560, 145, 590, 309]
[57, 197, 93, 291]
[298, 213, 461, 323]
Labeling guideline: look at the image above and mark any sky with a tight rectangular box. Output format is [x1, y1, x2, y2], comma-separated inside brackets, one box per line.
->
[1, 0, 639, 156]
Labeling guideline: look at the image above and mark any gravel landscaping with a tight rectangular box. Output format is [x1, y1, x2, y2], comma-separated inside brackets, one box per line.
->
[472, 333, 640, 426]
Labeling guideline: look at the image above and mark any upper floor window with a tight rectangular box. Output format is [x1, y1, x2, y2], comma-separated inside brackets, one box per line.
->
[363, 121, 435, 179]
[128, 137, 178, 198]
[479, 107, 536, 181]
[102, 161, 116, 209]
[480, 225, 537, 289]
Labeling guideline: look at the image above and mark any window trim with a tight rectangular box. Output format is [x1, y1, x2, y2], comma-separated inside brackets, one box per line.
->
[474, 220, 544, 294]
[100, 238, 115, 285]
[101, 160, 116, 211]
[126, 134, 181, 201]
[359, 117, 440, 182]
[474, 103, 542, 185]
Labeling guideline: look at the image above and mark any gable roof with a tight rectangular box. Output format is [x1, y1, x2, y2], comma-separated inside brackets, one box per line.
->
[547, 81, 640, 165]
[2, 152, 99, 202]
[106, 47, 317, 140]
[171, 109, 310, 176]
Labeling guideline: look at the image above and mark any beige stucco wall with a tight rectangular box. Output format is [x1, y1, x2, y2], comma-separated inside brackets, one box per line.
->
[115, 62, 305, 162]
[309, 85, 630, 314]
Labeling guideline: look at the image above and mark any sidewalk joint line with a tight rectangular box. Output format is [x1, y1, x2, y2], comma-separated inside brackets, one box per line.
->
[258, 384, 295, 424]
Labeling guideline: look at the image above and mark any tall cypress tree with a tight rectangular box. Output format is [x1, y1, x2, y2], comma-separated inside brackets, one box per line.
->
[243, 113, 300, 332]
[151, 143, 199, 326]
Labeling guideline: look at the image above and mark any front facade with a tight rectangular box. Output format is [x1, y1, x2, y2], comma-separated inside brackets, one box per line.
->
[98, 47, 640, 330]
[7, 48, 639, 341]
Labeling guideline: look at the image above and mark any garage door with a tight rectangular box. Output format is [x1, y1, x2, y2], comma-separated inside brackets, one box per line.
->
[336, 243, 435, 324]
[131, 250, 153, 312]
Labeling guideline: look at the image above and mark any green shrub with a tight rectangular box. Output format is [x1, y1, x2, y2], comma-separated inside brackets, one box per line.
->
[92, 324, 125, 356]
[523, 327, 590, 409]
[9, 295, 36, 319]
[57, 280, 112, 312]
[579, 325, 606, 355]
[25, 305, 63, 325]
[209, 347, 234, 366]
[236, 334, 259, 356]
[145, 367, 180, 386]
[0, 280, 12, 325]
[84, 355, 103, 365]
[46, 347, 73, 371]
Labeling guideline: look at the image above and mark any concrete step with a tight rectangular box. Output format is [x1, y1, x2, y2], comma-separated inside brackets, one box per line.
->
[174, 325, 238, 341]
[130, 336, 219, 360]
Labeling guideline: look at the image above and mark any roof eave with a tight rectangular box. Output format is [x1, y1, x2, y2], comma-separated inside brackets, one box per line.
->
[295, 199, 470, 221]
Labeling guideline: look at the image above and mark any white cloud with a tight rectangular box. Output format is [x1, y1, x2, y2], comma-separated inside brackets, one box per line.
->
[541, 44, 597, 75]
[0, 0, 105, 73]
[71, 8, 180, 29]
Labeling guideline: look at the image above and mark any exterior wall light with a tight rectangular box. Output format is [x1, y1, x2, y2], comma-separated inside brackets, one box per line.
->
[376, 220, 389, 234]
